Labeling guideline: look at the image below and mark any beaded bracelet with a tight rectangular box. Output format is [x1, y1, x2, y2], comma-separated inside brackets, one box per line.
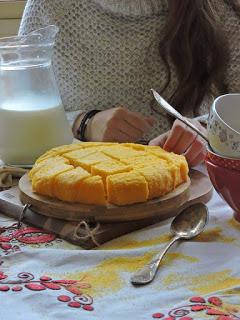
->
[76, 110, 100, 141]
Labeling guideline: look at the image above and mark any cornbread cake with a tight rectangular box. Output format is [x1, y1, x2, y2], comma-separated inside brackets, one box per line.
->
[29, 142, 189, 206]
[107, 171, 149, 205]
[31, 162, 74, 197]
[91, 160, 132, 184]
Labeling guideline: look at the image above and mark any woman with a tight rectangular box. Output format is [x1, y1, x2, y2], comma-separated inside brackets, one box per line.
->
[19, 0, 240, 166]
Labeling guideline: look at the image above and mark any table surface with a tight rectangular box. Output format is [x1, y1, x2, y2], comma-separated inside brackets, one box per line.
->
[0, 165, 240, 320]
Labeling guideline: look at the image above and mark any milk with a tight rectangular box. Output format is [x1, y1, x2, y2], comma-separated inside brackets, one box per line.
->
[0, 95, 73, 165]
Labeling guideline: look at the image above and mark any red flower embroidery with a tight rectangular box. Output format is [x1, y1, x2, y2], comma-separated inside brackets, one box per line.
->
[207, 308, 227, 316]
[191, 305, 207, 311]
[0, 271, 8, 280]
[208, 297, 223, 307]
[152, 313, 164, 319]
[0, 218, 92, 313]
[190, 297, 206, 303]
[0, 223, 57, 256]
[58, 295, 71, 302]
[152, 295, 240, 319]
[0, 270, 94, 312]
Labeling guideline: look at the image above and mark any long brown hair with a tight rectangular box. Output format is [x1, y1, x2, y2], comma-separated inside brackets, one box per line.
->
[159, 0, 240, 115]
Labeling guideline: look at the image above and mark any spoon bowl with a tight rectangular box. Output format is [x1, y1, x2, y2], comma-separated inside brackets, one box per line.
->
[130, 203, 209, 285]
[171, 203, 208, 239]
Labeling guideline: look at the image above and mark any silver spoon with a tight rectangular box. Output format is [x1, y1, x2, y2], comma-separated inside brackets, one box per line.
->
[130, 203, 208, 285]
[151, 89, 209, 143]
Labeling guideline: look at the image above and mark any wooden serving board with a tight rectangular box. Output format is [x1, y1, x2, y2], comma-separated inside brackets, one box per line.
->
[19, 170, 212, 223]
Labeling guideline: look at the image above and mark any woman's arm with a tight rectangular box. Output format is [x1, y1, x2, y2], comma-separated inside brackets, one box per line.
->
[71, 107, 154, 142]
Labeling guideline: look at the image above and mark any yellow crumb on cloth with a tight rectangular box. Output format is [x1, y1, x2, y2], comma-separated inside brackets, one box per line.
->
[163, 269, 240, 295]
[61, 251, 197, 297]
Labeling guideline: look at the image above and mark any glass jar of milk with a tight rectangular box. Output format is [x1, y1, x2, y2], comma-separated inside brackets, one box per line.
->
[0, 25, 73, 166]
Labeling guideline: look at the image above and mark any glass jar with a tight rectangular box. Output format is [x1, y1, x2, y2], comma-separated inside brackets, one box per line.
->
[0, 25, 73, 166]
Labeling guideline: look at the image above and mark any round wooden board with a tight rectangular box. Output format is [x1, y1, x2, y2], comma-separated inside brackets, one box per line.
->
[19, 170, 212, 223]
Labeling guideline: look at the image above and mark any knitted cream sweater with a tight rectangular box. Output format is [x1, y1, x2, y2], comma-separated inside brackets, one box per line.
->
[19, 0, 240, 138]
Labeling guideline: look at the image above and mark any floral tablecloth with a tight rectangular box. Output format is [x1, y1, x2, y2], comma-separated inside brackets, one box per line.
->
[0, 166, 240, 320]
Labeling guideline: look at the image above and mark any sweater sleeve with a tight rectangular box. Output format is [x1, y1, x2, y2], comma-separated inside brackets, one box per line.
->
[19, 0, 74, 35]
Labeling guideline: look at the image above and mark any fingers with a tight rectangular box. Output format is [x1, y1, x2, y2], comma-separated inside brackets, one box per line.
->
[106, 129, 133, 143]
[184, 137, 207, 166]
[163, 121, 186, 152]
[145, 116, 155, 127]
[103, 107, 153, 142]
[149, 132, 169, 147]
[89, 105, 155, 143]
[150, 119, 207, 167]
[171, 127, 197, 154]
[188, 150, 206, 167]
[121, 122, 142, 140]
[163, 119, 201, 154]
[123, 110, 153, 134]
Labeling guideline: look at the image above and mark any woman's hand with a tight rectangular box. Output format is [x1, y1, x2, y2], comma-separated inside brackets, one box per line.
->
[85, 106, 154, 142]
[149, 119, 207, 167]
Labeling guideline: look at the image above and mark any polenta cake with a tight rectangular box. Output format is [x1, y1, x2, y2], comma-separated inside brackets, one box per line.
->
[29, 142, 189, 206]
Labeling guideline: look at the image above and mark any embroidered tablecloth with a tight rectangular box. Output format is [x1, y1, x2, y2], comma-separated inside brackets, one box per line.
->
[0, 166, 240, 320]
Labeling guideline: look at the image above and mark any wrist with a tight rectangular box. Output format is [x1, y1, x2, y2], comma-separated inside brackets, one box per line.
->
[76, 110, 100, 141]
[73, 112, 85, 137]
[84, 116, 95, 141]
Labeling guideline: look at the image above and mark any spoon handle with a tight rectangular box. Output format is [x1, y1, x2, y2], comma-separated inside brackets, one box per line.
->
[130, 235, 180, 285]
[182, 119, 209, 143]
[151, 89, 209, 143]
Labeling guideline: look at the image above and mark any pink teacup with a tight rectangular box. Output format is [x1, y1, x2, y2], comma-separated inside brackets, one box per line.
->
[206, 144, 240, 171]
[205, 158, 240, 221]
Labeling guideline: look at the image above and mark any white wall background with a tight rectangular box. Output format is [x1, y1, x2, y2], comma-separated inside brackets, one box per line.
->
[0, 1, 26, 37]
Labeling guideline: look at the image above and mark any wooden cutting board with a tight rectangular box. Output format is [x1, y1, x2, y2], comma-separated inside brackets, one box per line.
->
[19, 170, 212, 223]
